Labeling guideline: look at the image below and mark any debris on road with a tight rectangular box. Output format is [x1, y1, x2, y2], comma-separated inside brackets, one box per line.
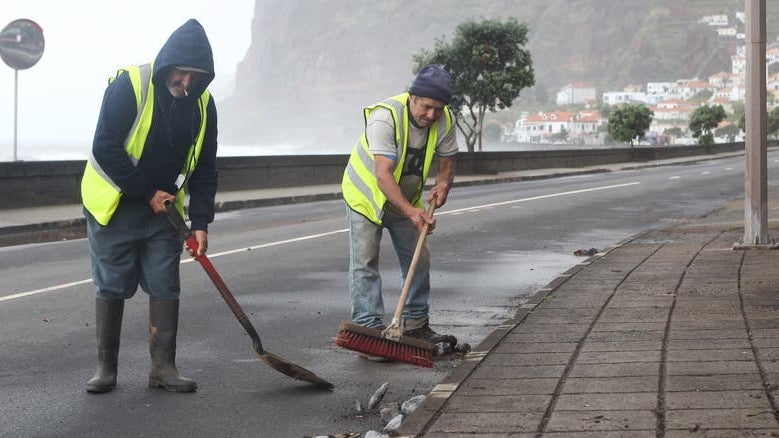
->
[367, 382, 389, 410]
[573, 248, 599, 256]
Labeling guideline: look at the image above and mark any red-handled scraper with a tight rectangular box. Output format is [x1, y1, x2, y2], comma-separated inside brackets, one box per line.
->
[164, 202, 333, 389]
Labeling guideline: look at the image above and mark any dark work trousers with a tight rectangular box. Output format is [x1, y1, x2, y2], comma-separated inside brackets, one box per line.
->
[85, 198, 183, 301]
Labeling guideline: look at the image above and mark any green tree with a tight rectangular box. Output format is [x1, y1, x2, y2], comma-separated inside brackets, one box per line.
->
[607, 104, 654, 146]
[769, 107, 779, 138]
[689, 104, 726, 145]
[688, 89, 713, 103]
[414, 18, 535, 152]
[663, 126, 684, 137]
[714, 123, 740, 142]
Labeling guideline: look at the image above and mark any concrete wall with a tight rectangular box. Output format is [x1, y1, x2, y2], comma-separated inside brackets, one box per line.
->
[0, 143, 749, 210]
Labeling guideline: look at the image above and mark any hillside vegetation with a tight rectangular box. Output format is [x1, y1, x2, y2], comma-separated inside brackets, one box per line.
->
[219, 0, 779, 150]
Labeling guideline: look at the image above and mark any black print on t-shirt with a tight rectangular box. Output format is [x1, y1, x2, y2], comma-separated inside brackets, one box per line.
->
[403, 146, 425, 177]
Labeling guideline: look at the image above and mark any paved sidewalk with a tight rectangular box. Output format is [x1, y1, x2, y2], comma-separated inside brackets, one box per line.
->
[396, 190, 779, 436]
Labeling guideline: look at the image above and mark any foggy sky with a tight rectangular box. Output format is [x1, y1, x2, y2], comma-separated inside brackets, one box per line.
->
[0, 0, 252, 160]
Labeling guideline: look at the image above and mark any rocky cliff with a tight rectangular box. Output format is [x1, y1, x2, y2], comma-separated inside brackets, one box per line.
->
[219, 0, 777, 151]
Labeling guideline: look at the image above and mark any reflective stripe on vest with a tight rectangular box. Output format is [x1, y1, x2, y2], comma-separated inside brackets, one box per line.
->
[341, 92, 452, 225]
[81, 62, 210, 225]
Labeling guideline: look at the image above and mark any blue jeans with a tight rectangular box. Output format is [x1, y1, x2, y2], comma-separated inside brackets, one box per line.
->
[347, 206, 430, 329]
[85, 199, 183, 301]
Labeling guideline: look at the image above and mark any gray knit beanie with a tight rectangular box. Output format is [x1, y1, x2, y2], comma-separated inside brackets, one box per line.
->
[408, 65, 452, 104]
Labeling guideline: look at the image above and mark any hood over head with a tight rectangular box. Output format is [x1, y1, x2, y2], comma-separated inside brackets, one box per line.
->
[152, 19, 215, 97]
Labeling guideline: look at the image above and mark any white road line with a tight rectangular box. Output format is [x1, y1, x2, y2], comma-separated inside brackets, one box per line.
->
[440, 182, 641, 215]
[701, 171, 711, 175]
[0, 182, 640, 302]
[0, 279, 92, 302]
[669, 176, 681, 179]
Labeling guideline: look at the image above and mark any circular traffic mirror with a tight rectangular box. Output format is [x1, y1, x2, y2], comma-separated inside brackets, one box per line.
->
[0, 19, 45, 70]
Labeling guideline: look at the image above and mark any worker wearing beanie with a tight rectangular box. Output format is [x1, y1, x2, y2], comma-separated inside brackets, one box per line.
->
[341, 65, 459, 360]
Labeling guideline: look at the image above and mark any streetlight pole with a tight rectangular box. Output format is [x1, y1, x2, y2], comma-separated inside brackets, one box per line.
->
[13, 69, 18, 161]
[743, 0, 768, 245]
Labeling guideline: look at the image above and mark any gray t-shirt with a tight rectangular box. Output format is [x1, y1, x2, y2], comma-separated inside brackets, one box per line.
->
[366, 107, 458, 217]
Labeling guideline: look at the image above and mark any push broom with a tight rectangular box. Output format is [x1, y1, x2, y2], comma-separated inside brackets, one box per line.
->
[335, 201, 438, 367]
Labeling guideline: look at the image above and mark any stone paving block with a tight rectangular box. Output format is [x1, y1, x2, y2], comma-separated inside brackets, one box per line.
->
[537, 298, 610, 309]
[587, 330, 665, 342]
[750, 328, 779, 338]
[576, 350, 661, 364]
[495, 342, 577, 354]
[665, 430, 779, 437]
[543, 432, 655, 437]
[482, 352, 572, 367]
[665, 408, 779, 431]
[667, 360, 761, 375]
[668, 348, 754, 362]
[507, 323, 589, 335]
[458, 377, 558, 396]
[670, 319, 747, 330]
[544, 409, 656, 432]
[591, 322, 667, 332]
[581, 340, 661, 352]
[670, 338, 751, 350]
[474, 364, 566, 379]
[425, 412, 543, 434]
[599, 308, 669, 322]
[507, 332, 583, 343]
[761, 359, 779, 374]
[423, 433, 535, 438]
[756, 347, 779, 361]
[675, 285, 739, 297]
[569, 362, 659, 378]
[530, 307, 600, 317]
[665, 390, 772, 410]
[443, 394, 550, 413]
[555, 392, 656, 411]
[606, 296, 674, 308]
[563, 376, 658, 393]
[665, 374, 764, 391]
[522, 315, 597, 324]
[747, 318, 779, 329]
[668, 329, 748, 340]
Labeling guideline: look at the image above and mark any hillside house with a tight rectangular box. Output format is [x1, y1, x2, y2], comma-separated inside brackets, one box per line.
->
[511, 110, 602, 143]
[603, 90, 653, 106]
[555, 83, 596, 106]
[651, 98, 696, 121]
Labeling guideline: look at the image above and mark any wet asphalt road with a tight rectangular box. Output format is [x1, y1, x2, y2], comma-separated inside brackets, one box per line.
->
[1, 152, 775, 437]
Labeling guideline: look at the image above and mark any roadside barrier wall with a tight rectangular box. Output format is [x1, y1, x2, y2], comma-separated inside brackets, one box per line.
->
[0, 142, 750, 210]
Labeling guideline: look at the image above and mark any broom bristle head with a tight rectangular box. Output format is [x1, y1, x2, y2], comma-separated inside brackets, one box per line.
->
[335, 322, 436, 368]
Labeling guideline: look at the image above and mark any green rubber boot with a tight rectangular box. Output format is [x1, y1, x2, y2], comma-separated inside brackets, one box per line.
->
[86, 298, 124, 393]
[148, 299, 197, 393]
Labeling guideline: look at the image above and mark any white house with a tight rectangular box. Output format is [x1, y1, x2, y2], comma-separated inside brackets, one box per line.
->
[602, 91, 652, 106]
[555, 83, 596, 106]
[698, 14, 728, 26]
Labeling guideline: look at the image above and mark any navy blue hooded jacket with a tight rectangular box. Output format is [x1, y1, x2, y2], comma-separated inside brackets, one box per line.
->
[90, 19, 218, 231]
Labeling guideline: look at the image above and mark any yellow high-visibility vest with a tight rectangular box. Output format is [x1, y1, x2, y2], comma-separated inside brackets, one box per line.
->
[81, 62, 209, 225]
[342, 92, 452, 225]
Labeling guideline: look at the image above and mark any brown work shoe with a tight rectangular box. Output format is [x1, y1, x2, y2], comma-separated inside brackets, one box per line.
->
[404, 324, 457, 346]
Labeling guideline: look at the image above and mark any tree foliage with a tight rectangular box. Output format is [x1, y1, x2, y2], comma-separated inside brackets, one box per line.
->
[413, 18, 535, 152]
[607, 104, 654, 146]
[689, 104, 726, 145]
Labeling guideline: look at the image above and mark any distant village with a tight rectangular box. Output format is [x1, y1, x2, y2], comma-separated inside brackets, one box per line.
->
[505, 10, 779, 146]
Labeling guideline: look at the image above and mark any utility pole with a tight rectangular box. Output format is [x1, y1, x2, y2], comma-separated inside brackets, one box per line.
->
[743, 0, 769, 245]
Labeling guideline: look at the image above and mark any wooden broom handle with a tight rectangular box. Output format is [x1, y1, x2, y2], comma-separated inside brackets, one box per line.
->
[392, 200, 437, 321]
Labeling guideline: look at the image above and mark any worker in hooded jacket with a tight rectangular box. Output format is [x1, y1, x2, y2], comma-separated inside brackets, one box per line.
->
[80, 18, 218, 393]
